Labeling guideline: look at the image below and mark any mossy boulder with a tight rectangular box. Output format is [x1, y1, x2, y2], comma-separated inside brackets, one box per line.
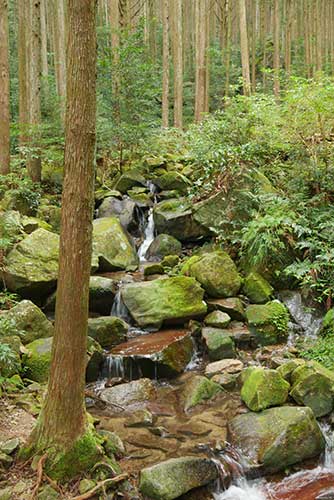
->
[21, 216, 52, 234]
[114, 170, 146, 193]
[3, 300, 54, 344]
[0, 210, 22, 250]
[98, 430, 125, 458]
[202, 327, 236, 361]
[87, 316, 128, 349]
[153, 172, 190, 194]
[228, 406, 325, 473]
[321, 308, 334, 336]
[2, 229, 59, 299]
[241, 367, 290, 411]
[143, 263, 165, 276]
[36, 204, 61, 233]
[92, 217, 138, 272]
[246, 300, 289, 345]
[243, 272, 274, 304]
[139, 456, 218, 500]
[207, 297, 246, 321]
[121, 277, 207, 329]
[290, 361, 334, 417]
[97, 197, 136, 231]
[183, 375, 222, 411]
[146, 234, 182, 260]
[204, 311, 231, 328]
[183, 251, 242, 298]
[277, 359, 306, 383]
[153, 199, 208, 242]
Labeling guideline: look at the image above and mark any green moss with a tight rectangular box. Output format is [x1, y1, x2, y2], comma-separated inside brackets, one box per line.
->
[184, 375, 222, 411]
[241, 367, 290, 411]
[22, 337, 53, 383]
[202, 327, 236, 361]
[246, 300, 289, 345]
[243, 272, 273, 304]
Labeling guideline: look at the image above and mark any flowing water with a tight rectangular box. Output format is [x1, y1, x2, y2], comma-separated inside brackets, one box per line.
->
[110, 289, 130, 321]
[137, 181, 157, 262]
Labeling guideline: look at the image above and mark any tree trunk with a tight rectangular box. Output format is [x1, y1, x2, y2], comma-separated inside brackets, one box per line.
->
[25, 0, 102, 479]
[194, 0, 208, 122]
[239, 0, 251, 96]
[18, 0, 29, 149]
[0, 0, 10, 174]
[51, 0, 66, 121]
[162, 0, 170, 128]
[27, 0, 42, 183]
[273, 0, 280, 97]
[171, 0, 183, 128]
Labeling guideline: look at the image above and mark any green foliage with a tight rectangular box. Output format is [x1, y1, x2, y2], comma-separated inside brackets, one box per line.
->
[301, 332, 334, 371]
[0, 291, 20, 310]
[0, 343, 20, 378]
[0, 173, 41, 213]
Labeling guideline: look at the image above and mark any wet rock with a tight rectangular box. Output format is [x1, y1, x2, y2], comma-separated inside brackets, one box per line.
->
[97, 196, 136, 231]
[316, 488, 334, 500]
[204, 311, 231, 328]
[146, 234, 182, 260]
[139, 456, 218, 500]
[3, 300, 54, 344]
[205, 359, 244, 377]
[114, 170, 146, 193]
[276, 358, 306, 383]
[243, 272, 273, 304]
[183, 375, 222, 411]
[2, 228, 59, 299]
[206, 297, 246, 321]
[202, 327, 236, 361]
[246, 300, 289, 345]
[88, 316, 128, 349]
[183, 252, 242, 298]
[92, 217, 138, 272]
[110, 329, 194, 378]
[228, 406, 325, 473]
[125, 409, 156, 427]
[280, 290, 323, 337]
[153, 199, 208, 242]
[100, 378, 156, 409]
[241, 367, 290, 411]
[290, 361, 334, 417]
[121, 276, 207, 329]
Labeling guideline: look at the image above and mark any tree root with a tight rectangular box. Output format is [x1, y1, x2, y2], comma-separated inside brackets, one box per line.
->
[68, 473, 128, 500]
[30, 454, 47, 499]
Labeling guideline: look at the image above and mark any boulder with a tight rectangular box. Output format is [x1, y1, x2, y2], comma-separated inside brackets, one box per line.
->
[153, 199, 207, 242]
[92, 217, 138, 272]
[182, 375, 222, 411]
[114, 171, 146, 193]
[139, 456, 218, 500]
[153, 172, 190, 194]
[2, 229, 59, 298]
[183, 252, 242, 298]
[100, 378, 156, 409]
[276, 359, 306, 383]
[97, 196, 136, 231]
[204, 311, 231, 328]
[246, 300, 289, 345]
[110, 329, 193, 378]
[225, 322, 254, 347]
[146, 234, 182, 260]
[207, 297, 246, 321]
[21, 216, 51, 234]
[121, 277, 207, 329]
[290, 361, 334, 417]
[3, 300, 54, 344]
[205, 359, 244, 378]
[243, 272, 273, 304]
[202, 327, 236, 361]
[228, 406, 325, 473]
[143, 263, 165, 276]
[36, 204, 61, 233]
[241, 367, 290, 412]
[87, 317, 128, 349]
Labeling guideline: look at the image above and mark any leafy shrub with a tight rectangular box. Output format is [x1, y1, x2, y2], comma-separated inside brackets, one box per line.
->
[0, 343, 20, 378]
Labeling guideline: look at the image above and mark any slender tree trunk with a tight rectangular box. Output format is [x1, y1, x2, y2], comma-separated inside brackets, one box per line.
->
[18, 0, 29, 149]
[194, 0, 208, 121]
[285, 0, 292, 76]
[51, 0, 66, 121]
[26, 0, 101, 478]
[273, 0, 280, 97]
[224, 0, 231, 96]
[162, 0, 170, 128]
[27, 0, 42, 182]
[239, 0, 251, 96]
[40, 0, 48, 81]
[0, 0, 10, 174]
[170, 0, 183, 128]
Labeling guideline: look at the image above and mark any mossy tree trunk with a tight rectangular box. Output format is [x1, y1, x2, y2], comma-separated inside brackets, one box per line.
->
[0, 0, 10, 174]
[25, 0, 101, 479]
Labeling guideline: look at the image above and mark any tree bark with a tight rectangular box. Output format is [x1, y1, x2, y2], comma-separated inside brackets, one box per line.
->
[162, 0, 170, 128]
[170, 0, 183, 128]
[0, 0, 10, 174]
[273, 0, 280, 97]
[26, 0, 101, 478]
[194, 0, 208, 121]
[239, 0, 251, 96]
[51, 0, 66, 121]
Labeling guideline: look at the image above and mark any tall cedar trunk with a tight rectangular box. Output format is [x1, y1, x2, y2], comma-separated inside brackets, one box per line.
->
[285, 0, 292, 75]
[171, 0, 183, 128]
[273, 0, 280, 97]
[194, 0, 208, 122]
[0, 0, 10, 174]
[18, 0, 29, 148]
[27, 0, 42, 182]
[239, 0, 251, 96]
[224, 0, 231, 96]
[29, 0, 98, 462]
[52, 0, 66, 121]
[162, 0, 170, 127]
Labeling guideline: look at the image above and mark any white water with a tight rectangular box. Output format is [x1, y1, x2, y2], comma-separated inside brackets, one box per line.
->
[111, 289, 130, 321]
[280, 290, 323, 342]
[214, 480, 266, 500]
[137, 208, 155, 261]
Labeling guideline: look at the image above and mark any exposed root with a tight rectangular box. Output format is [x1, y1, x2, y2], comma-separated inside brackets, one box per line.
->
[68, 473, 128, 500]
[30, 454, 47, 499]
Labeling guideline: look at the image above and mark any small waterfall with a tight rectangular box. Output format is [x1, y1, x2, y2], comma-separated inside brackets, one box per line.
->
[280, 290, 323, 341]
[213, 480, 267, 500]
[137, 209, 155, 261]
[104, 355, 125, 379]
[320, 422, 334, 469]
[111, 289, 130, 321]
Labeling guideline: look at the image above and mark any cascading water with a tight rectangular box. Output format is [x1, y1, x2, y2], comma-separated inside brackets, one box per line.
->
[137, 181, 157, 262]
[111, 288, 130, 321]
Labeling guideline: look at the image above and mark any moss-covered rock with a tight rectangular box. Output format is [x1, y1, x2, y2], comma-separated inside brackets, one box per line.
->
[87, 316, 128, 349]
[92, 217, 138, 272]
[161, 255, 180, 269]
[146, 234, 182, 260]
[290, 361, 334, 417]
[121, 277, 207, 329]
[98, 430, 125, 458]
[3, 300, 54, 344]
[36, 204, 61, 233]
[97, 197, 136, 231]
[277, 359, 306, 383]
[183, 251, 242, 298]
[246, 300, 289, 345]
[2, 229, 59, 299]
[21, 216, 52, 234]
[202, 327, 236, 361]
[143, 263, 165, 276]
[114, 170, 146, 193]
[139, 456, 218, 500]
[183, 375, 222, 411]
[207, 297, 246, 321]
[153, 172, 190, 194]
[321, 308, 334, 336]
[153, 199, 208, 242]
[243, 272, 274, 304]
[204, 311, 231, 328]
[228, 406, 325, 473]
[241, 367, 290, 411]
[100, 378, 156, 408]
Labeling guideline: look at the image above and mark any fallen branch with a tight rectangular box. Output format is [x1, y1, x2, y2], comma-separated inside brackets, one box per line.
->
[68, 473, 128, 500]
[30, 454, 47, 499]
